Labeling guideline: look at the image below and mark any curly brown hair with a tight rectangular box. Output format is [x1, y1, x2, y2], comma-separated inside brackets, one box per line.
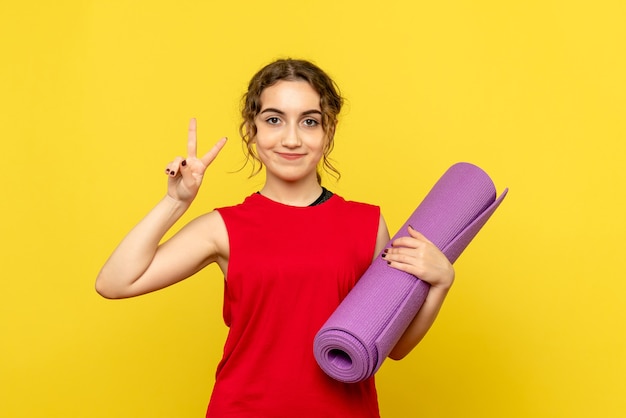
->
[239, 59, 343, 183]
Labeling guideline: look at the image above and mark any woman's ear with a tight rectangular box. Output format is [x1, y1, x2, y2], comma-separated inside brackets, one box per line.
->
[325, 121, 338, 147]
[245, 122, 256, 143]
[332, 119, 338, 137]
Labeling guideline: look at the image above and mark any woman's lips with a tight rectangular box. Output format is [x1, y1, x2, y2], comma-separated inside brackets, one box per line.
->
[277, 152, 305, 160]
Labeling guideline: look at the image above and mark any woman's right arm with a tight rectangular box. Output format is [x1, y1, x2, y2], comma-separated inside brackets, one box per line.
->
[95, 119, 227, 299]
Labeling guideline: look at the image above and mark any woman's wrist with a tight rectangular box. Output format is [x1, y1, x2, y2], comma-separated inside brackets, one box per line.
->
[161, 194, 194, 220]
[163, 193, 193, 209]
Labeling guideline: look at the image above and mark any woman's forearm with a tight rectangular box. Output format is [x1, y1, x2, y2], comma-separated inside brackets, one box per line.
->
[388, 285, 451, 360]
[95, 195, 190, 298]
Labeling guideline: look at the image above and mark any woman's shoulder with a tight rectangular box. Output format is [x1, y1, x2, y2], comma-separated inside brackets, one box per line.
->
[326, 195, 381, 230]
[211, 193, 262, 218]
[331, 193, 380, 212]
[184, 210, 228, 240]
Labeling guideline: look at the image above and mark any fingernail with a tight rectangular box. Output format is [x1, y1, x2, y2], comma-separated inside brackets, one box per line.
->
[384, 248, 388, 253]
[166, 168, 170, 173]
[181, 160, 187, 167]
[381, 253, 386, 258]
[408, 224, 414, 230]
[170, 171, 176, 176]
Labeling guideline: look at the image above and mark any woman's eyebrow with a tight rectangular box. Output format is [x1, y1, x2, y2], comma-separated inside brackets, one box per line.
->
[260, 107, 285, 115]
[259, 108, 322, 116]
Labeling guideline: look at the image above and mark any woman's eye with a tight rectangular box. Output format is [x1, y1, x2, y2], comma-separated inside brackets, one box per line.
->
[303, 118, 319, 127]
[266, 117, 280, 125]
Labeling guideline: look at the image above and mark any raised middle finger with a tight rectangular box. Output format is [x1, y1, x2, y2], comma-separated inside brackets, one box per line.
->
[187, 118, 198, 158]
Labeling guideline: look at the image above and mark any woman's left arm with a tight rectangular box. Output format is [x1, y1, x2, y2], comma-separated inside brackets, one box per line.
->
[376, 223, 455, 360]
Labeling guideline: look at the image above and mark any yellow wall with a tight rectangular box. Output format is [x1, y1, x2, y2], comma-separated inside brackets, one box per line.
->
[2, 1, 625, 417]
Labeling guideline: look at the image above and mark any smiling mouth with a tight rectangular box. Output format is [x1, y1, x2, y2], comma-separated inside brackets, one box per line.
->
[277, 152, 305, 160]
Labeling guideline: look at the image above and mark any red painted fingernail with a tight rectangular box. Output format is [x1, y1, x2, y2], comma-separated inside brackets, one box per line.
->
[181, 160, 187, 167]
[170, 171, 176, 176]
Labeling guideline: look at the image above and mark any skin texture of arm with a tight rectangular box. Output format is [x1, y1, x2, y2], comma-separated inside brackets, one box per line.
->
[95, 119, 228, 299]
[373, 220, 455, 360]
[95, 204, 228, 298]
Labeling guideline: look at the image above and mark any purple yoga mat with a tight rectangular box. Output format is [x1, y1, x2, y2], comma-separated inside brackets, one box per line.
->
[313, 162, 508, 383]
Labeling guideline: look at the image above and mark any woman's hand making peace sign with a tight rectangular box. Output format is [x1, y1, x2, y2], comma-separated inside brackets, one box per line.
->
[164, 118, 228, 204]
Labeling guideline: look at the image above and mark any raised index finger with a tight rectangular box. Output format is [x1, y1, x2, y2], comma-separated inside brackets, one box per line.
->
[199, 137, 228, 167]
[187, 118, 198, 158]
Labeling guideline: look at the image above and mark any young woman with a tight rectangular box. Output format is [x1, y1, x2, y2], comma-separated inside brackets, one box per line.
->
[96, 59, 455, 417]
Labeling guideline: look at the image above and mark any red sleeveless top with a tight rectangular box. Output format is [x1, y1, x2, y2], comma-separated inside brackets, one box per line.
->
[207, 193, 381, 417]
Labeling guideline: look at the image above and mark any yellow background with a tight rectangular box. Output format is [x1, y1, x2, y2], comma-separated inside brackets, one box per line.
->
[2, 1, 625, 417]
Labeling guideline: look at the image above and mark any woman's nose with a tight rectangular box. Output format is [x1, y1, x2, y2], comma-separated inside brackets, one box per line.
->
[281, 125, 301, 148]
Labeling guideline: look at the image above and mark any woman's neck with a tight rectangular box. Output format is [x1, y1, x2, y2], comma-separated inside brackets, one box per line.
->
[259, 178, 323, 207]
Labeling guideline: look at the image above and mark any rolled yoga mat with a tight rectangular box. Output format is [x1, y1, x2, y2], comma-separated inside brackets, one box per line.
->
[313, 162, 508, 383]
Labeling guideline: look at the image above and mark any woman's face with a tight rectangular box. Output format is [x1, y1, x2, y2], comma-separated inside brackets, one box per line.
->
[253, 80, 326, 184]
